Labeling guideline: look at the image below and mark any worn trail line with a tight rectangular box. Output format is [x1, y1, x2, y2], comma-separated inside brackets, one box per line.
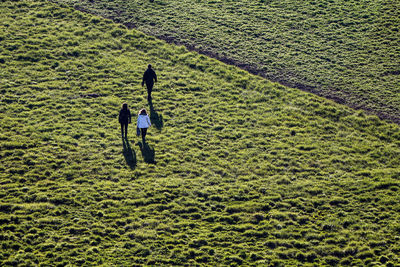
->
[70, 5, 399, 125]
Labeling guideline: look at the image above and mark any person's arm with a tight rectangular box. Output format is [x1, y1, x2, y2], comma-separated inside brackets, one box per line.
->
[153, 70, 157, 83]
[128, 110, 131, 124]
[147, 115, 151, 127]
[142, 71, 146, 86]
[118, 110, 122, 124]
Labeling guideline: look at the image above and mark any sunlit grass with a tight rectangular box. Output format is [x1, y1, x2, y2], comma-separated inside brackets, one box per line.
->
[54, 0, 400, 123]
[1, 0, 400, 265]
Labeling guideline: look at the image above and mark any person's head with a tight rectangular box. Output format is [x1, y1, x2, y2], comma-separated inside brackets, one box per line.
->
[122, 103, 128, 110]
[148, 64, 152, 69]
[139, 108, 147, 115]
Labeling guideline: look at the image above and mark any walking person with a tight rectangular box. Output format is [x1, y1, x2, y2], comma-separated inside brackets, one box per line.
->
[137, 108, 151, 142]
[119, 103, 131, 138]
[141, 64, 157, 100]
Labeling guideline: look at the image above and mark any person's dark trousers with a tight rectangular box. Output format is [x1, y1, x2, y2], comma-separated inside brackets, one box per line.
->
[121, 123, 128, 138]
[146, 82, 154, 99]
[140, 128, 148, 141]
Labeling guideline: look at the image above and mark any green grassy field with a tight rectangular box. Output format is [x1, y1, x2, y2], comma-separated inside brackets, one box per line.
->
[1, 0, 400, 265]
[51, 0, 400, 124]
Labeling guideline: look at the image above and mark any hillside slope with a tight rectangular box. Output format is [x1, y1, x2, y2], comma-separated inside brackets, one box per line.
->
[51, 0, 400, 124]
[1, 0, 400, 265]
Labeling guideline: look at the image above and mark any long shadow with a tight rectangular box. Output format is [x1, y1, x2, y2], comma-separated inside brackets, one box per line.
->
[138, 141, 156, 164]
[122, 138, 137, 169]
[148, 98, 163, 131]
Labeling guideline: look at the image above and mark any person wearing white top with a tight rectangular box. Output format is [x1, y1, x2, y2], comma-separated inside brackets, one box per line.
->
[137, 108, 151, 142]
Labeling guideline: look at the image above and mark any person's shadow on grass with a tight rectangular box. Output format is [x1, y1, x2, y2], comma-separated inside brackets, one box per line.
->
[148, 98, 163, 131]
[138, 141, 156, 164]
[122, 138, 137, 169]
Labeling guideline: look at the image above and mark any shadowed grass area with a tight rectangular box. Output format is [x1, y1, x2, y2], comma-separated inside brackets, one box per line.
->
[1, 0, 400, 265]
[122, 138, 137, 169]
[148, 98, 164, 131]
[138, 141, 156, 164]
[53, 0, 400, 124]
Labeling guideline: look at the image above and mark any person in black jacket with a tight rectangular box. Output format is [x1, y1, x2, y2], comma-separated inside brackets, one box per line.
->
[142, 64, 157, 100]
[119, 103, 131, 138]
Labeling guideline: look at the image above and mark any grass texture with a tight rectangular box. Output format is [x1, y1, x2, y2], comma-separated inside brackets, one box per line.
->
[51, 0, 400, 124]
[1, 0, 400, 265]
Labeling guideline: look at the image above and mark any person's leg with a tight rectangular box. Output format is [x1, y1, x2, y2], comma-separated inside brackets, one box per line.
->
[120, 123, 124, 137]
[146, 82, 153, 100]
[124, 123, 128, 138]
[141, 128, 147, 141]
